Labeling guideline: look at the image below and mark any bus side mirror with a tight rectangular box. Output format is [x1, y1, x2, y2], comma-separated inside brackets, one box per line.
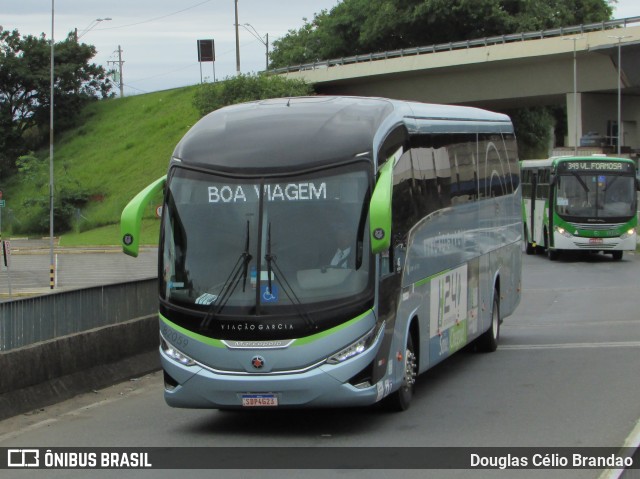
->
[636, 178, 640, 192]
[369, 160, 393, 255]
[121, 175, 167, 257]
[549, 174, 556, 186]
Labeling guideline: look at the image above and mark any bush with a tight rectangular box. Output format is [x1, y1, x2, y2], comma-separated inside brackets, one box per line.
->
[193, 73, 314, 117]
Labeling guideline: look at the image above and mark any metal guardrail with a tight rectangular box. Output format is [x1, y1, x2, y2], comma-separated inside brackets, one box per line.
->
[271, 16, 640, 75]
[0, 278, 157, 352]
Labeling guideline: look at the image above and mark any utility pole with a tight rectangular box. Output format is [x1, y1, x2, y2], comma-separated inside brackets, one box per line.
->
[235, 0, 240, 74]
[108, 45, 125, 98]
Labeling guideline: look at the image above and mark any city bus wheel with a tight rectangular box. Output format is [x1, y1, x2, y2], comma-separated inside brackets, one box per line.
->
[524, 230, 535, 255]
[477, 289, 500, 353]
[611, 251, 623, 260]
[543, 231, 558, 260]
[386, 334, 417, 412]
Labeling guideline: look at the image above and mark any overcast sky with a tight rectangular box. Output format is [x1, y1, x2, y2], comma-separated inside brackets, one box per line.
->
[3, 0, 640, 96]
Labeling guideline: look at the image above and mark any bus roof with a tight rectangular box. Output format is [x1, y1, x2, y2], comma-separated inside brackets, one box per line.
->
[172, 96, 512, 173]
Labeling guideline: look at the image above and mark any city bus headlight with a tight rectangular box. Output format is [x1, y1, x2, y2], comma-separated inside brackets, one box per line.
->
[620, 228, 636, 239]
[161, 336, 196, 367]
[555, 226, 573, 238]
[326, 323, 384, 365]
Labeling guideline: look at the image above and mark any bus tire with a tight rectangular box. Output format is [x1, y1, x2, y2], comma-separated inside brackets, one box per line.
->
[477, 289, 500, 353]
[524, 229, 535, 255]
[612, 251, 623, 260]
[386, 333, 417, 412]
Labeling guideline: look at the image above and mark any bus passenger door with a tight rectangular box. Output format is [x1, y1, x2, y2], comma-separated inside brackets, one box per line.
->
[530, 171, 537, 246]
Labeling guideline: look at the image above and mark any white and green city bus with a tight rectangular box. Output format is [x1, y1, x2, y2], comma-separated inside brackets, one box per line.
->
[521, 156, 639, 260]
[121, 96, 522, 410]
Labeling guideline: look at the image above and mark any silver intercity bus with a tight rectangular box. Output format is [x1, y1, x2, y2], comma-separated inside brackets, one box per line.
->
[121, 96, 522, 411]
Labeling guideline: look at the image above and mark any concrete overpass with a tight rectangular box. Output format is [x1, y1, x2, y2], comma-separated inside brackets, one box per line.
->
[279, 17, 640, 153]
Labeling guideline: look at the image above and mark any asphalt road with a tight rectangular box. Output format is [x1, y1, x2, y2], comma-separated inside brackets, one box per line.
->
[0, 251, 639, 479]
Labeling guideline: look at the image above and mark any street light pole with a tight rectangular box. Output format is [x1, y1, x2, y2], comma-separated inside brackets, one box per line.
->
[242, 23, 269, 70]
[77, 17, 112, 40]
[234, 0, 241, 74]
[608, 35, 632, 155]
[49, 0, 55, 289]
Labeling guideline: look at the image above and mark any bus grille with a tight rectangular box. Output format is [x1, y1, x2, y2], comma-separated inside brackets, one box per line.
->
[573, 241, 618, 249]
[568, 222, 624, 231]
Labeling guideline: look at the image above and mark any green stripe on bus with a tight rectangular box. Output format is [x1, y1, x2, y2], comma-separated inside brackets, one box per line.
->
[160, 314, 226, 348]
[414, 268, 452, 288]
[293, 309, 373, 346]
[159, 309, 374, 347]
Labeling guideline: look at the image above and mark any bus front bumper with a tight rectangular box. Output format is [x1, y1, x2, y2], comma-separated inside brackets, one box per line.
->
[160, 343, 388, 409]
[552, 231, 637, 251]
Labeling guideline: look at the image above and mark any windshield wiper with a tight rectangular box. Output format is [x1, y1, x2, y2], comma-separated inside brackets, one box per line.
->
[570, 172, 590, 194]
[264, 222, 318, 331]
[602, 175, 619, 192]
[201, 220, 252, 327]
[265, 223, 273, 294]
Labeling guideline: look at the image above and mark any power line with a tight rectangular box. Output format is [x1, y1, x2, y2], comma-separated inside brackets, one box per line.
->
[94, 0, 213, 31]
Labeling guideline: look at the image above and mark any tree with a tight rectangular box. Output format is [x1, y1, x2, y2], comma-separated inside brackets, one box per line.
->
[269, 0, 614, 68]
[269, 0, 614, 157]
[193, 73, 314, 117]
[0, 28, 113, 176]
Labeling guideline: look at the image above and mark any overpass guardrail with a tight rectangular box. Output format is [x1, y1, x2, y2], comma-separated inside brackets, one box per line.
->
[271, 16, 640, 75]
[0, 278, 157, 352]
[0, 278, 159, 420]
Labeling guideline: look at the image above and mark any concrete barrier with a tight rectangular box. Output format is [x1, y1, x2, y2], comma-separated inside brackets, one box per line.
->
[0, 314, 160, 421]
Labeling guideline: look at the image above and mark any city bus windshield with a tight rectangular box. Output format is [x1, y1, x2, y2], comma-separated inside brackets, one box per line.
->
[555, 170, 636, 221]
[160, 162, 373, 325]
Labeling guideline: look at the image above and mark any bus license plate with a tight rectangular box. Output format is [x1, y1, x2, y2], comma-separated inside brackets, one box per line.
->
[589, 238, 604, 245]
[242, 394, 278, 407]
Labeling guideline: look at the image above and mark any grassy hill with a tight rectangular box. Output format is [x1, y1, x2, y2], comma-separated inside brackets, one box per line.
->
[3, 86, 201, 246]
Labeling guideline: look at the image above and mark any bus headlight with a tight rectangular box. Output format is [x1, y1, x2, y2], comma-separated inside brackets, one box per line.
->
[326, 323, 384, 365]
[620, 228, 636, 239]
[161, 336, 196, 366]
[555, 226, 573, 238]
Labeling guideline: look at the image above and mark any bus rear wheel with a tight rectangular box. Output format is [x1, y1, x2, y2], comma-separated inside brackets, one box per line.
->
[524, 229, 535, 255]
[477, 289, 500, 353]
[386, 333, 417, 412]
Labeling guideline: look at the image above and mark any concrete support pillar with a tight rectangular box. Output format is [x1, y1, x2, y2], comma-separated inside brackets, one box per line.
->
[566, 92, 583, 149]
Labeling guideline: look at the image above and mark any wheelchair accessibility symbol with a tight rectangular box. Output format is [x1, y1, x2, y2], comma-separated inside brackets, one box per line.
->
[260, 284, 279, 303]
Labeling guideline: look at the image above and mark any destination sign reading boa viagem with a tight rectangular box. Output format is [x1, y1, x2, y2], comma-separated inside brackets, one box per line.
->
[207, 182, 327, 203]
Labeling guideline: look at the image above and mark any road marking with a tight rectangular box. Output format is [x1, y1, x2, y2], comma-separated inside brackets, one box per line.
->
[598, 415, 640, 479]
[501, 341, 640, 350]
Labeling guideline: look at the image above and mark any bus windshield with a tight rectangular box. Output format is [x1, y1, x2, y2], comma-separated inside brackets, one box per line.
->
[555, 171, 636, 221]
[160, 162, 373, 325]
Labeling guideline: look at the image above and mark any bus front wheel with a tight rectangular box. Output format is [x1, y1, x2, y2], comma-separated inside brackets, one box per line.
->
[386, 333, 417, 412]
[612, 251, 623, 260]
[545, 231, 559, 260]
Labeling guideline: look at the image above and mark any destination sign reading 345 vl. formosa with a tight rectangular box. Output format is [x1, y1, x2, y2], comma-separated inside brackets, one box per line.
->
[560, 161, 633, 173]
